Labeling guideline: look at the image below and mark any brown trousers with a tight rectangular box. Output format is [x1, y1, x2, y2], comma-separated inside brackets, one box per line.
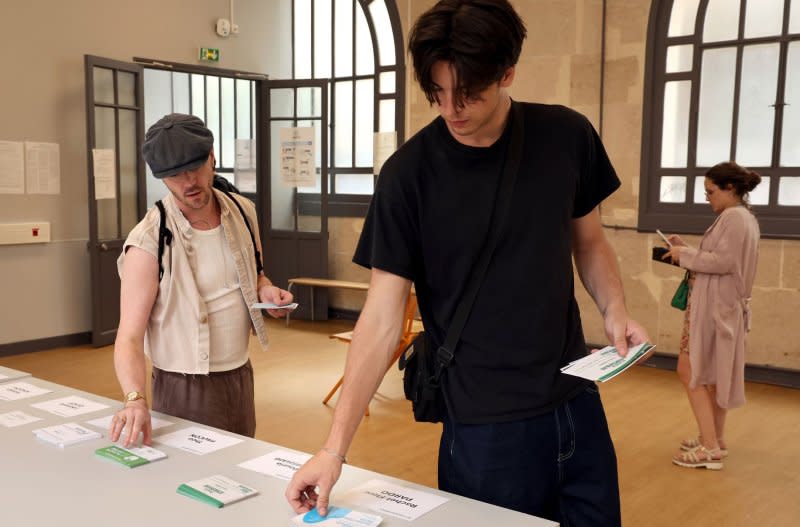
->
[151, 360, 256, 437]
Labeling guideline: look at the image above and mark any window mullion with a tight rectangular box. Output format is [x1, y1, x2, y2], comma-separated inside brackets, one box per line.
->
[330, 0, 336, 196]
[770, 2, 794, 170]
[728, 0, 748, 163]
[188, 72, 193, 118]
[729, 44, 744, 162]
[771, 40, 789, 171]
[686, 0, 711, 173]
[330, 83, 337, 195]
[687, 47, 702, 169]
[291, 2, 296, 79]
[350, 0, 357, 183]
[311, 0, 316, 77]
[218, 77, 223, 168]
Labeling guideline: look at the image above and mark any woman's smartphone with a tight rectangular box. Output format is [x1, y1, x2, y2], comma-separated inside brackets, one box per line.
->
[652, 246, 676, 265]
[656, 229, 672, 247]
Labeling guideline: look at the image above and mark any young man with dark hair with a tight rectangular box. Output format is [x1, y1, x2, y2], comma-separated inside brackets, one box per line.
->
[286, 1, 648, 524]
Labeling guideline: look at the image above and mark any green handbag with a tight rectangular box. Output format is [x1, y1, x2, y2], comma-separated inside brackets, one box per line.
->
[671, 271, 690, 311]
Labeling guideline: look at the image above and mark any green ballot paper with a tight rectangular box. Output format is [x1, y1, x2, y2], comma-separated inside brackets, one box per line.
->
[95, 445, 167, 468]
[176, 475, 259, 508]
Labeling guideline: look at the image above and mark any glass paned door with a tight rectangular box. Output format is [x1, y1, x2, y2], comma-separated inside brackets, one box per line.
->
[84, 55, 145, 346]
[260, 80, 329, 320]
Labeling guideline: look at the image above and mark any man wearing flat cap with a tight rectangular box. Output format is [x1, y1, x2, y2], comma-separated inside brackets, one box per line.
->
[109, 113, 293, 446]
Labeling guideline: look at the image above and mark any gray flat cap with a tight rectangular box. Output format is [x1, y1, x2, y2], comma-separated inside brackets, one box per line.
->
[142, 113, 214, 179]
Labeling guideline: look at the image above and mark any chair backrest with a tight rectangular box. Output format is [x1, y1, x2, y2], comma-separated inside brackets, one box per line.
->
[395, 293, 421, 354]
[401, 293, 418, 335]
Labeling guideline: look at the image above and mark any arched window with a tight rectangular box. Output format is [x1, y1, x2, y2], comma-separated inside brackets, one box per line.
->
[293, 0, 405, 216]
[640, 0, 800, 237]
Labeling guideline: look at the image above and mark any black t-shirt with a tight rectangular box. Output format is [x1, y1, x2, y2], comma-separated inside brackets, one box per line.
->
[354, 102, 621, 424]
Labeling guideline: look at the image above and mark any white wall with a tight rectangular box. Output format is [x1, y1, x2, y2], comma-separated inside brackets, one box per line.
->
[0, 0, 291, 345]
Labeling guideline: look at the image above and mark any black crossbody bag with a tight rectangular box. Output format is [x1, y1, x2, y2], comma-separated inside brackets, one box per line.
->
[398, 102, 525, 423]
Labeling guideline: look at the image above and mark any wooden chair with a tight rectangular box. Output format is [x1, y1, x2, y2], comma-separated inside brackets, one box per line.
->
[323, 292, 422, 415]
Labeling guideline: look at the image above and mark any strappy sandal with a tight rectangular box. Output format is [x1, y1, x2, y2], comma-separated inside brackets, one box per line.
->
[680, 436, 728, 457]
[672, 446, 724, 470]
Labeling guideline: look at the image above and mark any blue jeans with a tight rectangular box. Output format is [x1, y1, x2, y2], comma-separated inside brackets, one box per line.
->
[438, 386, 620, 526]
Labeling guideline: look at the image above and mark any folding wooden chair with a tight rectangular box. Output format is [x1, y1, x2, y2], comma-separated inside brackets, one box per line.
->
[323, 292, 421, 415]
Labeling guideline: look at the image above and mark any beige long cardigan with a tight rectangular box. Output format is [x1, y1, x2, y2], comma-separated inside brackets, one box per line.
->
[680, 206, 760, 409]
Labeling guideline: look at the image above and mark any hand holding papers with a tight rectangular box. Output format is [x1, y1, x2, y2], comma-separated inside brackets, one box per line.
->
[251, 302, 299, 311]
[560, 343, 655, 382]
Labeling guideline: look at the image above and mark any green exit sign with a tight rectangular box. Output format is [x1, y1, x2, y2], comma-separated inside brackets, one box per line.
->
[199, 48, 220, 62]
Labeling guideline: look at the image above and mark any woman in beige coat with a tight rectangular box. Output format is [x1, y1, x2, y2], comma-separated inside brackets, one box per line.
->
[662, 161, 761, 470]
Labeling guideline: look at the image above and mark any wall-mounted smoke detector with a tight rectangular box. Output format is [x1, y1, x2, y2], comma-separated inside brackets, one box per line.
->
[216, 18, 231, 37]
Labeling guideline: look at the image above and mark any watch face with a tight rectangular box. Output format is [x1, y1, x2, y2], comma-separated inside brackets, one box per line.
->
[126, 392, 141, 401]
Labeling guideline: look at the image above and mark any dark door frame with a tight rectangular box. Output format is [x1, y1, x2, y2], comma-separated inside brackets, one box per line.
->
[84, 55, 145, 346]
[259, 79, 330, 320]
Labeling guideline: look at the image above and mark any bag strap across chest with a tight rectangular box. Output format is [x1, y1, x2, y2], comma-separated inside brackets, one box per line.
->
[432, 101, 526, 380]
[154, 179, 261, 282]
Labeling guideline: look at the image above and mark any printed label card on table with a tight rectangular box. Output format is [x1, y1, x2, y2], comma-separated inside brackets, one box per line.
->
[156, 426, 243, 455]
[176, 475, 258, 508]
[337, 479, 449, 521]
[0, 381, 52, 401]
[238, 449, 311, 480]
[0, 366, 30, 383]
[86, 414, 173, 432]
[33, 423, 102, 448]
[291, 506, 383, 527]
[31, 395, 109, 417]
[0, 410, 42, 428]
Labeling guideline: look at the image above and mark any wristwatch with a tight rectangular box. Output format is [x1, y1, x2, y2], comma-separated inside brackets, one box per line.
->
[123, 391, 145, 404]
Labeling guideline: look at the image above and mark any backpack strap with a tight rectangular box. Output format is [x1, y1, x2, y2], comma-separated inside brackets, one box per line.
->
[217, 189, 264, 276]
[155, 200, 173, 282]
[154, 189, 263, 282]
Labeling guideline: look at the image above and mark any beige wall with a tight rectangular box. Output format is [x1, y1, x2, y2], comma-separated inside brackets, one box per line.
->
[0, 0, 290, 344]
[327, 0, 800, 371]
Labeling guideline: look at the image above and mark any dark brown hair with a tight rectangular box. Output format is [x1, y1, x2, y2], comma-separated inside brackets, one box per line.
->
[706, 161, 762, 205]
[408, 0, 527, 109]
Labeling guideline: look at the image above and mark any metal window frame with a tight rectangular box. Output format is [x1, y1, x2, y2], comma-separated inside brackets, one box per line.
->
[86, 59, 146, 240]
[292, 0, 406, 217]
[639, 0, 800, 239]
[134, 57, 264, 181]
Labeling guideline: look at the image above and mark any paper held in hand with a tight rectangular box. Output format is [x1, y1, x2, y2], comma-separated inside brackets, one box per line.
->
[560, 343, 655, 383]
[251, 302, 299, 311]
